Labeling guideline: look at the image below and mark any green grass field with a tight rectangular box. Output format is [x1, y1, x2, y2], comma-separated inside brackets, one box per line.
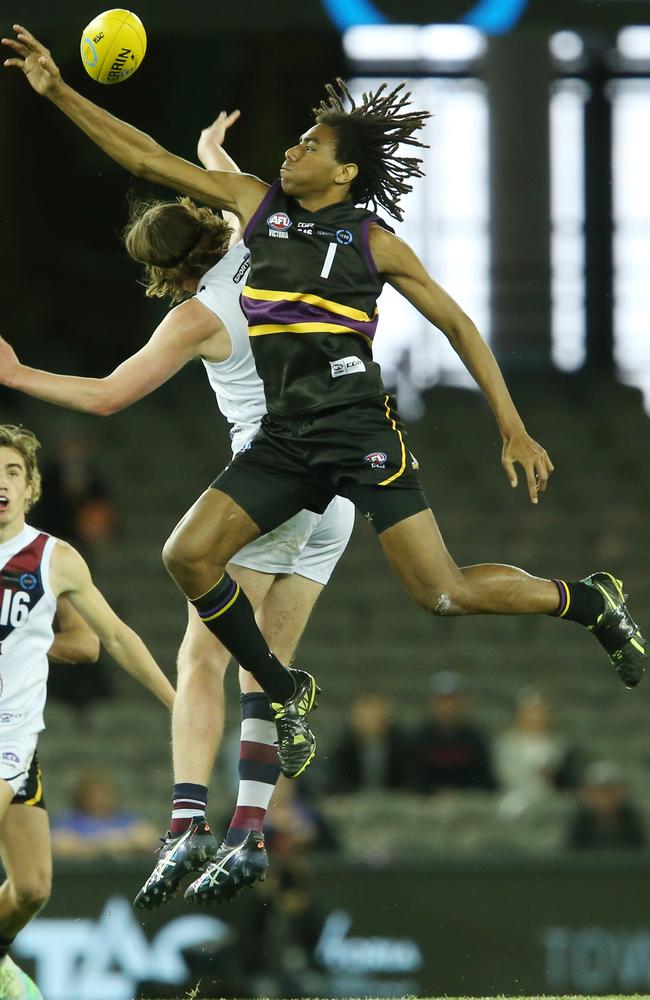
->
[159, 995, 650, 1000]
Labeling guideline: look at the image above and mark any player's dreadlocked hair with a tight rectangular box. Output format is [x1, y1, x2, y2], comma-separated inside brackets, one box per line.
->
[314, 79, 430, 222]
[123, 197, 233, 306]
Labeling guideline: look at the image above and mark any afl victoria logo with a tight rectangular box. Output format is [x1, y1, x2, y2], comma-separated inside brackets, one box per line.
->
[364, 451, 388, 469]
[267, 212, 292, 232]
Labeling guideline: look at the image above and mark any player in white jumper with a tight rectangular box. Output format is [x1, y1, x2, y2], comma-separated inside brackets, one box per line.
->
[0, 113, 355, 907]
[0, 424, 175, 999]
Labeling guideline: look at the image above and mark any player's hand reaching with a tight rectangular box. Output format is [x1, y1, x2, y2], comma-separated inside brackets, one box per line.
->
[0, 336, 20, 385]
[197, 110, 241, 168]
[501, 430, 554, 504]
[2, 24, 62, 96]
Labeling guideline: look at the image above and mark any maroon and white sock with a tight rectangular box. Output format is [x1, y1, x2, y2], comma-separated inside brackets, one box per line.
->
[225, 693, 280, 847]
[170, 782, 208, 836]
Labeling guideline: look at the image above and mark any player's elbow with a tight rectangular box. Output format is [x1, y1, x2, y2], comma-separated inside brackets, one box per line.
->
[84, 634, 101, 663]
[93, 391, 124, 416]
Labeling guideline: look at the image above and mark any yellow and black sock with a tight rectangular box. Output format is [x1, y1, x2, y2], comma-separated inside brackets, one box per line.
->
[191, 572, 294, 703]
[551, 579, 604, 627]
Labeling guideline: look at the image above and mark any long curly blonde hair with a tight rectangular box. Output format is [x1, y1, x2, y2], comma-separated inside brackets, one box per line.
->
[123, 197, 233, 305]
[0, 425, 42, 511]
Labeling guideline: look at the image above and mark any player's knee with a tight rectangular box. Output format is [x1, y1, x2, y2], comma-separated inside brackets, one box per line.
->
[14, 879, 50, 917]
[163, 530, 203, 580]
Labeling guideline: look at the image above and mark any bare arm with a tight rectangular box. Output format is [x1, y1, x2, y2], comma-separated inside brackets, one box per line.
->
[49, 542, 175, 710]
[2, 26, 267, 225]
[370, 225, 554, 503]
[49, 596, 100, 664]
[0, 297, 225, 415]
[197, 110, 242, 240]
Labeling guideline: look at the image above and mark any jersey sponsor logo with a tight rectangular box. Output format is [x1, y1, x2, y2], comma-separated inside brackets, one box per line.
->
[0, 712, 24, 725]
[336, 228, 354, 245]
[330, 357, 367, 379]
[267, 212, 292, 232]
[297, 222, 314, 235]
[232, 253, 251, 283]
[19, 573, 37, 591]
[364, 451, 388, 470]
[1, 751, 19, 764]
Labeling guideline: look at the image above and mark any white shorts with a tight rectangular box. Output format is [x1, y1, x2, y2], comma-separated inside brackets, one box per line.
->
[0, 731, 38, 795]
[229, 495, 354, 585]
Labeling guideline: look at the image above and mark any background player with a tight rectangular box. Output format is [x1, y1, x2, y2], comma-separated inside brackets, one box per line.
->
[3, 28, 645, 761]
[0, 424, 174, 996]
[0, 597, 98, 1000]
[0, 113, 355, 906]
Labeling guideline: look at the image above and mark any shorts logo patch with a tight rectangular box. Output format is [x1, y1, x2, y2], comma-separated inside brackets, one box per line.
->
[2, 752, 19, 764]
[336, 228, 353, 245]
[330, 356, 367, 379]
[364, 451, 388, 469]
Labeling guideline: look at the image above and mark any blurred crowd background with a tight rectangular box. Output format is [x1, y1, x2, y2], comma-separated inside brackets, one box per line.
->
[2, 0, 650, 997]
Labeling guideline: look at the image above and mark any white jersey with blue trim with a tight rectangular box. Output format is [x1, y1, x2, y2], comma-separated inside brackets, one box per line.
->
[0, 524, 57, 734]
[196, 242, 268, 455]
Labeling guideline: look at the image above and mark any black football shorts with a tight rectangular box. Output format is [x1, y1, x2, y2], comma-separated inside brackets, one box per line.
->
[212, 394, 430, 535]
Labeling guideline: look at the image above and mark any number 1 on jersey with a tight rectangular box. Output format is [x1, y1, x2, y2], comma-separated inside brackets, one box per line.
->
[320, 242, 338, 279]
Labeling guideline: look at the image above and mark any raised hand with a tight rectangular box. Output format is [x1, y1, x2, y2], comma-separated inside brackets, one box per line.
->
[0, 336, 20, 385]
[197, 110, 241, 168]
[2, 24, 62, 96]
[501, 430, 555, 504]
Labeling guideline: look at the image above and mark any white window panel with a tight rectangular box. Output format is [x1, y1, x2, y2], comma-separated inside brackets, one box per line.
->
[611, 79, 650, 388]
[550, 79, 587, 371]
[350, 76, 490, 397]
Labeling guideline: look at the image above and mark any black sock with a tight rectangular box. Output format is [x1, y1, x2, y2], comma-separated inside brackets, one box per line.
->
[191, 572, 294, 703]
[0, 935, 14, 960]
[550, 579, 604, 627]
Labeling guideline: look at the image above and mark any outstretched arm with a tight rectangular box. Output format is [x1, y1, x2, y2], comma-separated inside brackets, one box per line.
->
[2, 25, 267, 225]
[0, 296, 223, 414]
[49, 596, 100, 664]
[370, 225, 554, 504]
[50, 542, 175, 709]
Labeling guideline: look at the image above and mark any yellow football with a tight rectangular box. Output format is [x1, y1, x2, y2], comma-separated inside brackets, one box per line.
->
[80, 9, 146, 84]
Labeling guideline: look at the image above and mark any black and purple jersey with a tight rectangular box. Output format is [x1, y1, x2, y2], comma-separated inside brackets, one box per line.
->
[242, 181, 392, 417]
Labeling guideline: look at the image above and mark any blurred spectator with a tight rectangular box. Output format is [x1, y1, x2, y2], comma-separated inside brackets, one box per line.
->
[494, 689, 582, 816]
[410, 671, 497, 793]
[36, 429, 122, 564]
[328, 692, 408, 793]
[566, 761, 646, 850]
[52, 770, 158, 858]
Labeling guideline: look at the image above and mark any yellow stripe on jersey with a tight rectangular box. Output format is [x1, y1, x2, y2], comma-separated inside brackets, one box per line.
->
[242, 286, 378, 324]
[378, 395, 407, 486]
[248, 322, 373, 345]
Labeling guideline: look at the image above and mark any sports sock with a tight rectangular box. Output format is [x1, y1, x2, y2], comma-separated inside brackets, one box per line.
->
[0, 936, 14, 960]
[550, 579, 605, 627]
[191, 572, 295, 703]
[225, 693, 281, 847]
[170, 782, 208, 836]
